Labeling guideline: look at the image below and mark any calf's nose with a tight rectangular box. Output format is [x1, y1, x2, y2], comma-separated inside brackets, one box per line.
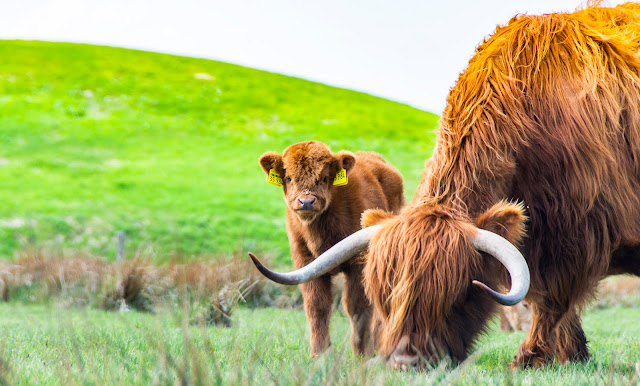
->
[298, 197, 316, 210]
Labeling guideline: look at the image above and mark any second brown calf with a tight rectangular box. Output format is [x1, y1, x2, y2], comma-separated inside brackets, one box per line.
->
[257, 141, 404, 356]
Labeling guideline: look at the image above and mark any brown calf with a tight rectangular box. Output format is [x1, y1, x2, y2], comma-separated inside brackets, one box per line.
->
[254, 141, 404, 356]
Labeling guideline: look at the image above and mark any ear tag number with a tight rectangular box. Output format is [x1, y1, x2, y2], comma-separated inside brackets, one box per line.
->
[267, 169, 283, 187]
[333, 168, 348, 186]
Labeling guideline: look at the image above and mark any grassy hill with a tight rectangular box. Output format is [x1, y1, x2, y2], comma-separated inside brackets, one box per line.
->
[0, 40, 439, 263]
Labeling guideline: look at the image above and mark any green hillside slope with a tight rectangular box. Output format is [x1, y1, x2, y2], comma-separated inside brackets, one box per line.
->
[0, 40, 439, 263]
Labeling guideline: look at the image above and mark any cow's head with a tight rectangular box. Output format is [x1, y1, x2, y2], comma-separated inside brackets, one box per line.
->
[248, 200, 530, 366]
[360, 201, 528, 369]
[259, 141, 355, 223]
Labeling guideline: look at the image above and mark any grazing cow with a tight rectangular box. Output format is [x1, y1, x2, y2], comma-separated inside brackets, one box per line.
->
[251, 3, 640, 368]
[251, 141, 404, 356]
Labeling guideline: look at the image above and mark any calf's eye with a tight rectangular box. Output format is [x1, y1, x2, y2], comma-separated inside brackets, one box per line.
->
[323, 176, 328, 183]
[286, 176, 292, 182]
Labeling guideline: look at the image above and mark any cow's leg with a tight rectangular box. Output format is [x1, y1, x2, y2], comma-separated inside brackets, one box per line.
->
[513, 302, 591, 367]
[512, 302, 564, 368]
[554, 307, 589, 363]
[300, 276, 333, 356]
[342, 265, 374, 356]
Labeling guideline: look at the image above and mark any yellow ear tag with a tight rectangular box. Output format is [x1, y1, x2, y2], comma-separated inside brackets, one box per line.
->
[267, 169, 283, 187]
[333, 168, 348, 186]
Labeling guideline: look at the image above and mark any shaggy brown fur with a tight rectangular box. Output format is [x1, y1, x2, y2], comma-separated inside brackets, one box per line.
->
[259, 141, 404, 356]
[361, 3, 640, 369]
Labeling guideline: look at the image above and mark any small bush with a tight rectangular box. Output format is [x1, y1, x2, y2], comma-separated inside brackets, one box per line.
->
[103, 258, 161, 313]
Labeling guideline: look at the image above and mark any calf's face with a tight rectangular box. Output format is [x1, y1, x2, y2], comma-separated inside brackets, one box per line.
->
[259, 142, 355, 223]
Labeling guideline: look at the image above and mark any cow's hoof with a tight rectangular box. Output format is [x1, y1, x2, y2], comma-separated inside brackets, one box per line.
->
[511, 348, 550, 369]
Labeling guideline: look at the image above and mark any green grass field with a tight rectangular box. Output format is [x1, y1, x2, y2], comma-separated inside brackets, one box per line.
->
[0, 40, 438, 264]
[1, 41, 639, 384]
[0, 303, 637, 384]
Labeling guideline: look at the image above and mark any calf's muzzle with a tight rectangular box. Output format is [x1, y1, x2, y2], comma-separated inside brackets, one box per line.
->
[298, 197, 316, 210]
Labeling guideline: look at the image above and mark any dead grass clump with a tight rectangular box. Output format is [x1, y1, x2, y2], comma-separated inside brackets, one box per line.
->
[103, 258, 166, 313]
[195, 278, 258, 327]
[0, 249, 112, 306]
[0, 249, 304, 323]
[594, 275, 640, 309]
[169, 254, 303, 311]
[170, 255, 262, 297]
[257, 284, 303, 309]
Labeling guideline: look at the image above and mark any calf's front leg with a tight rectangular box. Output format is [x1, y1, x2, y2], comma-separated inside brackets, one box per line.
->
[299, 276, 333, 356]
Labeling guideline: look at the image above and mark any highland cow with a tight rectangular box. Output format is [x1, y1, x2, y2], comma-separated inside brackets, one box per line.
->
[251, 3, 640, 368]
[250, 141, 404, 356]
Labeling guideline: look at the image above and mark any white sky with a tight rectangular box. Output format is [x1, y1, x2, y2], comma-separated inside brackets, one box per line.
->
[0, 0, 626, 114]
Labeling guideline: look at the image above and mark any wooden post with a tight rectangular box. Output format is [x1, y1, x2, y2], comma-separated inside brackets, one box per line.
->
[116, 231, 126, 262]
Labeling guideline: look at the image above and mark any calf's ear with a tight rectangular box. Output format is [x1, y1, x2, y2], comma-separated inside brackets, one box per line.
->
[474, 200, 527, 244]
[361, 208, 396, 228]
[258, 152, 283, 175]
[335, 151, 356, 172]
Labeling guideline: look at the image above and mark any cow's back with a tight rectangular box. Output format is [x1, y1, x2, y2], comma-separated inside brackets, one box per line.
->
[353, 152, 404, 214]
[464, 3, 640, 293]
[507, 5, 640, 255]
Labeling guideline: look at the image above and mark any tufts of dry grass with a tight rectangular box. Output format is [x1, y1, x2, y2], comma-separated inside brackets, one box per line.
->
[194, 278, 258, 327]
[593, 275, 640, 309]
[0, 249, 636, 330]
[0, 249, 112, 307]
[102, 258, 163, 313]
[0, 249, 302, 325]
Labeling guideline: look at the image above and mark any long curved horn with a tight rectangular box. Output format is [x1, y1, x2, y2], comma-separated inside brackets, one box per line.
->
[471, 228, 530, 306]
[248, 224, 382, 285]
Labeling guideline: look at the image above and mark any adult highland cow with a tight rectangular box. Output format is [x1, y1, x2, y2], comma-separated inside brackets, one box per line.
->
[251, 3, 640, 368]
[252, 141, 404, 357]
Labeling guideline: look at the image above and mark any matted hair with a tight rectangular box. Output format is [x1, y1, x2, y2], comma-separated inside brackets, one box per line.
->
[365, 2, 640, 365]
